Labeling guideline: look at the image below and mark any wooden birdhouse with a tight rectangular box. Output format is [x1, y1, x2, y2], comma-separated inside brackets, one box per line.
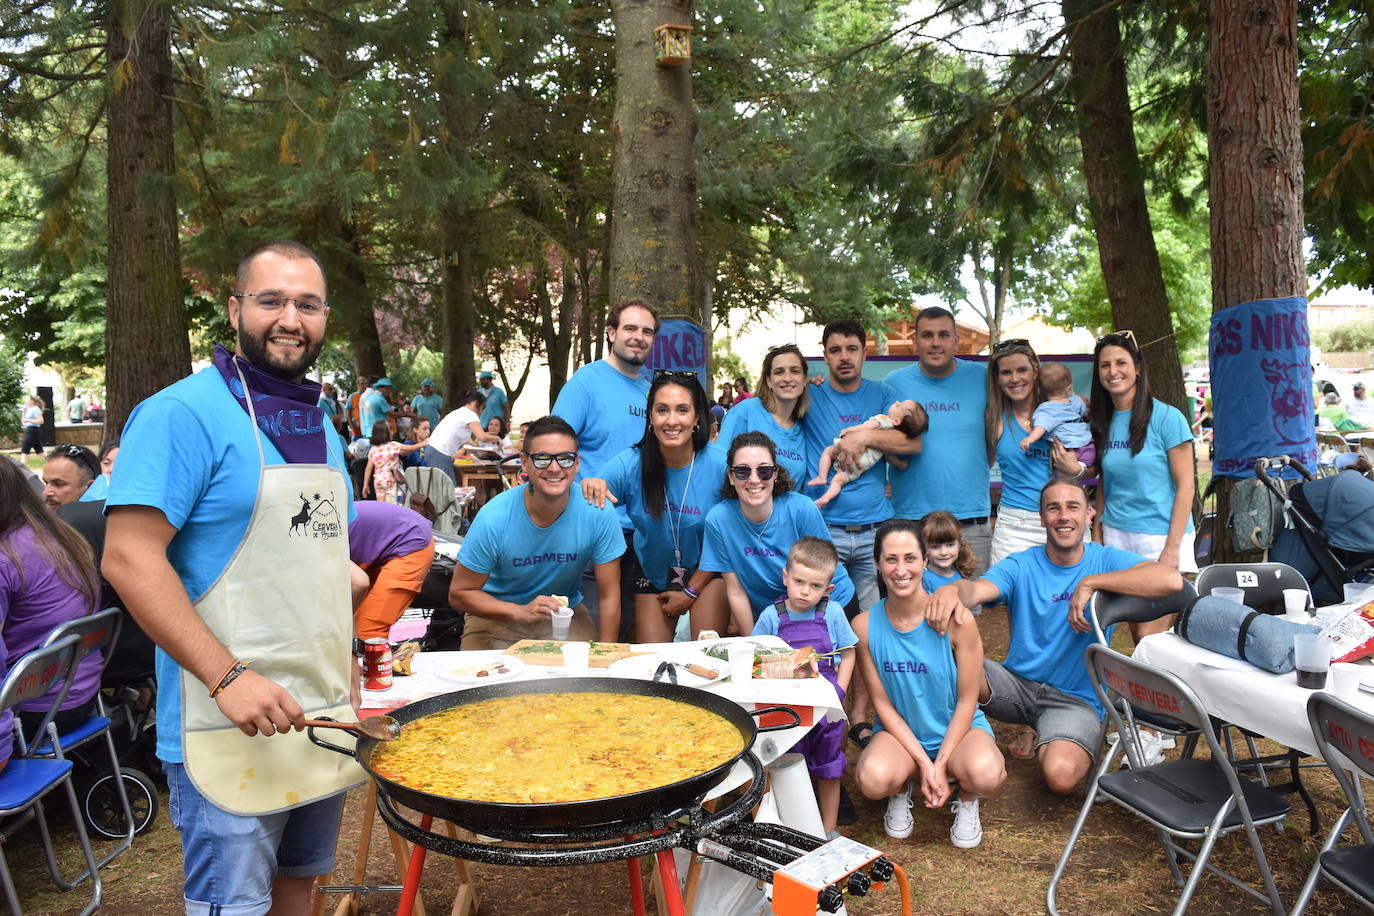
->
[653, 23, 693, 67]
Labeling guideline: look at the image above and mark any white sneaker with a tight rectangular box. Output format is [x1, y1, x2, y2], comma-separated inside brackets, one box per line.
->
[949, 798, 982, 849]
[884, 782, 914, 839]
[1135, 727, 1171, 767]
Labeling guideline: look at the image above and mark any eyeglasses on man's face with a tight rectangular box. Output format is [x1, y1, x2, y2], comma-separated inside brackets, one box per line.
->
[234, 292, 329, 316]
[525, 451, 578, 469]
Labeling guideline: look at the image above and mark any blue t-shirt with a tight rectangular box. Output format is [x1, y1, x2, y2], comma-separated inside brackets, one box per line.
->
[866, 600, 993, 755]
[552, 360, 650, 529]
[478, 386, 507, 428]
[360, 389, 391, 433]
[699, 492, 855, 615]
[79, 473, 111, 503]
[922, 565, 962, 595]
[317, 395, 339, 419]
[458, 485, 625, 607]
[107, 367, 357, 764]
[1032, 396, 1090, 447]
[995, 412, 1052, 512]
[886, 359, 989, 520]
[411, 392, 443, 427]
[1100, 399, 1195, 535]
[753, 599, 858, 652]
[717, 397, 806, 490]
[601, 443, 728, 591]
[801, 379, 899, 525]
[982, 542, 1146, 711]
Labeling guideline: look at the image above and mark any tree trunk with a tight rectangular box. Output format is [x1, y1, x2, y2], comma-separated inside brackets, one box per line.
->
[104, 0, 189, 434]
[538, 253, 577, 405]
[329, 214, 387, 379]
[1208, 0, 1304, 563]
[440, 221, 477, 401]
[608, 0, 700, 322]
[1064, 0, 1186, 417]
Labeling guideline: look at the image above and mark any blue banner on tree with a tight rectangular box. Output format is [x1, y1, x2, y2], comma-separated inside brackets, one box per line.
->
[645, 318, 708, 393]
[1210, 296, 1317, 478]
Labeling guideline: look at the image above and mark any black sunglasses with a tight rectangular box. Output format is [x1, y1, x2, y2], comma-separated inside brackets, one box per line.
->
[56, 444, 98, 476]
[653, 369, 700, 384]
[729, 464, 777, 482]
[525, 451, 578, 469]
[992, 338, 1031, 353]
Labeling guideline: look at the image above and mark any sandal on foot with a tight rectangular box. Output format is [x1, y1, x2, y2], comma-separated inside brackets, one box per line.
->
[1007, 727, 1037, 760]
[848, 721, 873, 749]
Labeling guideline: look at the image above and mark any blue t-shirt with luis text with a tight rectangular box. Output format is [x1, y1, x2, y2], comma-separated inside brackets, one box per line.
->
[459, 485, 626, 607]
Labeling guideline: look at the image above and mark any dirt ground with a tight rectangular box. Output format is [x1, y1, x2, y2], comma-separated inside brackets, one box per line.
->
[8, 608, 1369, 915]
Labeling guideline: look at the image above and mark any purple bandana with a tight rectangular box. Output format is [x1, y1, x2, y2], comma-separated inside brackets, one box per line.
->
[213, 343, 328, 464]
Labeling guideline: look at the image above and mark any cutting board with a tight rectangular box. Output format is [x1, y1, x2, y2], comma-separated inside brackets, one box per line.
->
[501, 639, 646, 668]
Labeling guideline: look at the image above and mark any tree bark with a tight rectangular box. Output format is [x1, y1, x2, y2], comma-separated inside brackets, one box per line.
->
[104, 0, 189, 434]
[608, 0, 701, 322]
[1207, 0, 1303, 563]
[440, 220, 477, 401]
[1064, 0, 1186, 416]
[327, 214, 387, 379]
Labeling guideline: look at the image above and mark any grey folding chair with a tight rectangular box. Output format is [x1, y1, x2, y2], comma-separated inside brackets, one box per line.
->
[1047, 644, 1289, 915]
[0, 635, 102, 915]
[1090, 583, 1202, 759]
[1290, 692, 1374, 914]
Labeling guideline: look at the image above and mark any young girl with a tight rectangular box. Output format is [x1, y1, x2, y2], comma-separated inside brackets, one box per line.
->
[921, 511, 977, 598]
[364, 420, 403, 503]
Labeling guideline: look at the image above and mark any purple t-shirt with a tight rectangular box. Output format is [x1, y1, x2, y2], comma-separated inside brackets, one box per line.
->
[348, 502, 433, 569]
[0, 526, 102, 725]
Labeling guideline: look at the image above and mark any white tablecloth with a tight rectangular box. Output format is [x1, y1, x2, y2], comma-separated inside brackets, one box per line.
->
[1133, 631, 1374, 756]
[358, 636, 844, 799]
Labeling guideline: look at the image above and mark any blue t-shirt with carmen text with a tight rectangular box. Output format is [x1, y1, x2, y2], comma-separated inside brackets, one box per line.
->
[982, 542, 1146, 712]
[718, 397, 806, 490]
[107, 367, 357, 765]
[601, 443, 728, 591]
[699, 492, 855, 615]
[885, 359, 989, 520]
[1100, 399, 1195, 536]
[458, 484, 625, 607]
[801, 379, 899, 525]
[552, 360, 651, 529]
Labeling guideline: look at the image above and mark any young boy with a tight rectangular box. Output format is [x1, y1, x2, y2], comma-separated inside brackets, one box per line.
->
[1019, 362, 1093, 463]
[751, 537, 858, 837]
[808, 400, 928, 509]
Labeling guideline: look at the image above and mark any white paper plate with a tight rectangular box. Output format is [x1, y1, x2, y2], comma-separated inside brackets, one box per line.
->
[606, 650, 726, 687]
[434, 653, 526, 686]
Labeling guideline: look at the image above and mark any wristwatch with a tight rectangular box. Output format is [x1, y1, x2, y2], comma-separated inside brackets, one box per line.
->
[352, 637, 367, 658]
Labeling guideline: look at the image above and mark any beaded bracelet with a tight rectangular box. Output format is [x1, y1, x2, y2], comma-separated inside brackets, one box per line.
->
[209, 659, 249, 698]
[681, 583, 700, 600]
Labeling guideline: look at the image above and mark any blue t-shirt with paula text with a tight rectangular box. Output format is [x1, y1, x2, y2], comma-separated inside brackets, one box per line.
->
[885, 359, 989, 520]
[718, 397, 807, 491]
[458, 484, 626, 607]
[1100, 399, 1195, 536]
[602, 443, 728, 591]
[982, 542, 1146, 711]
[801, 379, 898, 525]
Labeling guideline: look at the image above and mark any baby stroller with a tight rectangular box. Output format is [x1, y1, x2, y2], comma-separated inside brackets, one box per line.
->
[1259, 456, 1374, 606]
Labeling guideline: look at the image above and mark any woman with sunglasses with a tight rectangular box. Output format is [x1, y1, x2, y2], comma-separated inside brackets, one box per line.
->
[984, 340, 1088, 566]
[696, 431, 855, 636]
[1089, 332, 1197, 605]
[718, 344, 810, 489]
[581, 372, 728, 642]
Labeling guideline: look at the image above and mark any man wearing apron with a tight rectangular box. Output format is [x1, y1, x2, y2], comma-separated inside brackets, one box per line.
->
[105, 240, 363, 915]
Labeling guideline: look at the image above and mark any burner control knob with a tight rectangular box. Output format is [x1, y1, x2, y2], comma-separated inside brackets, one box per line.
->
[847, 871, 871, 897]
[869, 858, 894, 883]
[818, 885, 845, 912]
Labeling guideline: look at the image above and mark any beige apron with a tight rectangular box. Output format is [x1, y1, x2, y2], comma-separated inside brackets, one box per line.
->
[181, 365, 363, 815]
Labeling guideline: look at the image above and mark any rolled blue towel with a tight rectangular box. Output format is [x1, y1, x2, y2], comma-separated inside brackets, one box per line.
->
[1175, 595, 1315, 673]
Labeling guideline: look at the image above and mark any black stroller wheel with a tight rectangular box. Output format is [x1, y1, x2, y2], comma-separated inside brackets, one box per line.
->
[84, 767, 159, 839]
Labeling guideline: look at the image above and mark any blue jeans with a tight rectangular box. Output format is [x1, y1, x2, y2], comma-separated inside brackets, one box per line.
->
[827, 524, 879, 615]
[166, 762, 346, 915]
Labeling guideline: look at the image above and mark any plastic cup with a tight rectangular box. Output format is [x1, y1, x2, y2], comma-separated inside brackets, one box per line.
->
[1294, 632, 1331, 689]
[560, 642, 590, 676]
[1283, 589, 1310, 620]
[1213, 586, 1246, 604]
[1329, 663, 1365, 700]
[1343, 583, 1372, 604]
[550, 605, 573, 639]
[727, 644, 754, 684]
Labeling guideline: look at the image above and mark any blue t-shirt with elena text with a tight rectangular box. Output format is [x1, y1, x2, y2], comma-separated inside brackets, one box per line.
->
[107, 367, 357, 764]
[459, 485, 625, 607]
[801, 379, 899, 525]
[699, 492, 855, 615]
[552, 360, 651, 529]
[718, 397, 806, 490]
[1100, 399, 1195, 535]
[982, 542, 1146, 711]
[885, 359, 989, 519]
[602, 443, 728, 591]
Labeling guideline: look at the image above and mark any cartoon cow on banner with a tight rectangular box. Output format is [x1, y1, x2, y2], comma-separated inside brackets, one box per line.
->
[1262, 358, 1310, 446]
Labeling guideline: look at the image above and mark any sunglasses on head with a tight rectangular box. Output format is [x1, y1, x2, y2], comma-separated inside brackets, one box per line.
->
[525, 451, 578, 469]
[991, 338, 1031, 353]
[653, 369, 699, 384]
[56, 444, 98, 475]
[729, 464, 777, 482]
[1097, 329, 1138, 349]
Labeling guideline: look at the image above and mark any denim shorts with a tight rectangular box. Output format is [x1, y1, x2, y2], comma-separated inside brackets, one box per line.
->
[166, 762, 347, 915]
[980, 660, 1104, 757]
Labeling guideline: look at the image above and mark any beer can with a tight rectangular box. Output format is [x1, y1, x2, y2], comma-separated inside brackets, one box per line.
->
[362, 637, 393, 690]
